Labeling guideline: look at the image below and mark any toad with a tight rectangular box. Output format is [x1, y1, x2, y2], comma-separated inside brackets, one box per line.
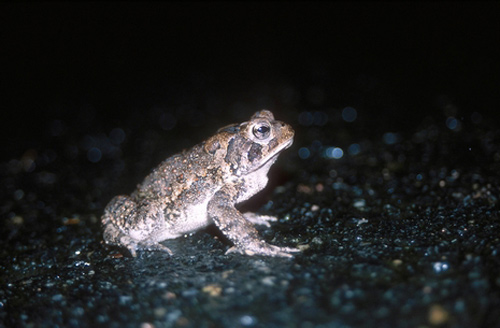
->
[101, 110, 298, 257]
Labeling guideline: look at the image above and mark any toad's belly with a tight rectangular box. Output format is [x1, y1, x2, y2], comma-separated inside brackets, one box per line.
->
[167, 198, 213, 235]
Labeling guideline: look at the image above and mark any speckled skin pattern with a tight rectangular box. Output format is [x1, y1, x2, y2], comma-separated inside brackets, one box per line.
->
[101, 110, 299, 257]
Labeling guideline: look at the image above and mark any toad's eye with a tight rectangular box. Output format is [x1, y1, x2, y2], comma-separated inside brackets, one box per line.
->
[253, 124, 271, 140]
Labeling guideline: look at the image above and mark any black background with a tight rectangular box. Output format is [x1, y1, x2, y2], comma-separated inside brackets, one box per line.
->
[2, 2, 500, 158]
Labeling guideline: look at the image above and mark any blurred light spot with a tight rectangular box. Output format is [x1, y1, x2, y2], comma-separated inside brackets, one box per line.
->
[21, 149, 37, 172]
[449, 169, 460, 181]
[356, 218, 369, 225]
[353, 199, 366, 209]
[348, 143, 360, 155]
[13, 189, 25, 201]
[52, 294, 64, 302]
[325, 147, 343, 159]
[446, 117, 461, 131]
[432, 261, 450, 273]
[353, 186, 363, 196]
[23, 159, 36, 172]
[332, 182, 347, 190]
[12, 215, 24, 225]
[342, 107, 357, 122]
[240, 315, 257, 326]
[298, 147, 310, 159]
[416, 174, 423, 181]
[298, 111, 313, 126]
[110, 128, 126, 145]
[87, 147, 102, 163]
[160, 112, 177, 130]
[429, 304, 450, 325]
[383, 132, 400, 145]
[471, 112, 482, 124]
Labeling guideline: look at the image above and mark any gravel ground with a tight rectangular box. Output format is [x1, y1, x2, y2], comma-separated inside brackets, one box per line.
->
[2, 105, 500, 327]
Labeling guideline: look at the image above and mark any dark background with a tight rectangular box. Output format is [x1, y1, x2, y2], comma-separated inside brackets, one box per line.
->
[2, 2, 499, 161]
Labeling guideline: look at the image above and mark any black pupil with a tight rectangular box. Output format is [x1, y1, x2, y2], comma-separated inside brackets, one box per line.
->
[257, 125, 270, 135]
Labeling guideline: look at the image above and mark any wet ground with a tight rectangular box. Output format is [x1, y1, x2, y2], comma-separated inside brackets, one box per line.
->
[2, 3, 500, 328]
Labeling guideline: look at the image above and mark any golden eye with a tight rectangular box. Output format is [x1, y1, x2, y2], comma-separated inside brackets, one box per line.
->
[253, 123, 271, 140]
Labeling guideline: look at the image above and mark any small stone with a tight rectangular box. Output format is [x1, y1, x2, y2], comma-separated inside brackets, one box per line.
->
[202, 284, 222, 297]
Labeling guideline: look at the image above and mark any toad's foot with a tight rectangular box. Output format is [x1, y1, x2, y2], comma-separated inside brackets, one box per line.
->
[136, 241, 173, 257]
[225, 241, 300, 258]
[243, 213, 278, 227]
[106, 234, 173, 257]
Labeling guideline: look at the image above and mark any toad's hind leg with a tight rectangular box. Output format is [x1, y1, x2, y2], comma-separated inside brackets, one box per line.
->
[102, 195, 173, 257]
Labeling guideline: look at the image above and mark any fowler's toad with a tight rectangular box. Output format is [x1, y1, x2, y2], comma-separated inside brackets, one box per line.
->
[102, 110, 298, 257]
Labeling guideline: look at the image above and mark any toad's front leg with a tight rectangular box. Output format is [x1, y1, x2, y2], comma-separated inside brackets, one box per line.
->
[208, 187, 299, 258]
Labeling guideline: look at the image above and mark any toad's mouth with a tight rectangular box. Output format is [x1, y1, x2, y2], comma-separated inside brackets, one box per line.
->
[252, 136, 294, 171]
